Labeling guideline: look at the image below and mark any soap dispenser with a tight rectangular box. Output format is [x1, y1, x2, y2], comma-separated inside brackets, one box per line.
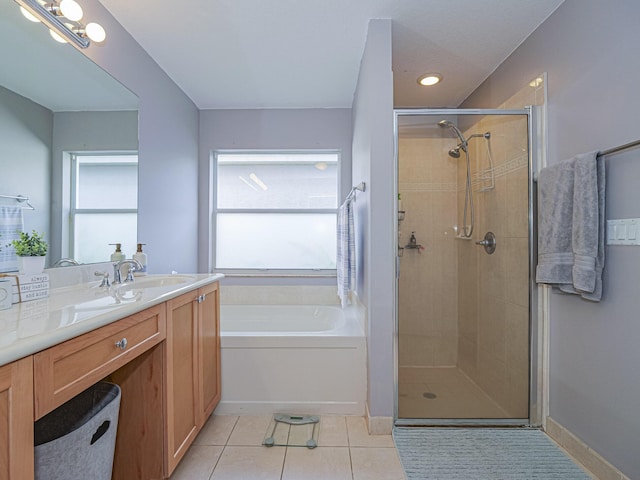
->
[109, 243, 125, 262]
[133, 243, 148, 276]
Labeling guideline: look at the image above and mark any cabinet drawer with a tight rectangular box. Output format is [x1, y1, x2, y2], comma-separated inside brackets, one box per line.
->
[34, 304, 166, 419]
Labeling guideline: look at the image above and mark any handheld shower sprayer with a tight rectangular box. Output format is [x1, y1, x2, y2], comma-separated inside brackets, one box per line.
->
[438, 119, 475, 237]
[438, 120, 469, 158]
[437, 120, 466, 144]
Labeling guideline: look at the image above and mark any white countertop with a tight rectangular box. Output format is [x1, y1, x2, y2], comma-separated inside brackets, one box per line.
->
[0, 273, 223, 367]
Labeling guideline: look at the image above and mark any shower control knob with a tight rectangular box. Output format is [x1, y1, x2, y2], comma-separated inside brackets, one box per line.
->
[476, 231, 497, 254]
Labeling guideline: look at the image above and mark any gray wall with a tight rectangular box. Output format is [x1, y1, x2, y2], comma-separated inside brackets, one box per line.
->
[76, 0, 200, 274]
[462, 0, 640, 476]
[351, 19, 395, 417]
[0, 86, 51, 245]
[198, 108, 353, 279]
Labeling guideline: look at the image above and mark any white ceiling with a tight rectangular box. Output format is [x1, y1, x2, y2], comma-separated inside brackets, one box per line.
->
[99, 0, 565, 110]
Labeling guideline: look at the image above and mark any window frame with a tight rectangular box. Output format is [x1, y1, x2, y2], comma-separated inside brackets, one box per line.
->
[69, 152, 138, 261]
[213, 149, 341, 276]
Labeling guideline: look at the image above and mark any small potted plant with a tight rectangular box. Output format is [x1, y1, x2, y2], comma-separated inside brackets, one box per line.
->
[8, 230, 48, 275]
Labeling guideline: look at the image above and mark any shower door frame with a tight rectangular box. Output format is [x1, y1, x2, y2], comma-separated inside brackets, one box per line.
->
[393, 107, 541, 427]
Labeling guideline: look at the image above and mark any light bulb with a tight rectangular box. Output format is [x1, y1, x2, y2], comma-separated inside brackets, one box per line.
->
[20, 6, 41, 22]
[417, 74, 442, 86]
[59, 0, 83, 21]
[49, 29, 67, 43]
[85, 22, 106, 42]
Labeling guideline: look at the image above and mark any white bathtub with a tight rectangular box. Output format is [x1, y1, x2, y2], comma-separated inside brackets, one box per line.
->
[216, 304, 366, 415]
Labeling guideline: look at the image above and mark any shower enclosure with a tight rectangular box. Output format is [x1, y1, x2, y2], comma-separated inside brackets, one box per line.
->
[394, 108, 536, 425]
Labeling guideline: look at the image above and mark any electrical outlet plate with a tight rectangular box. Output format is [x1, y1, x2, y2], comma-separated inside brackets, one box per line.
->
[606, 218, 640, 245]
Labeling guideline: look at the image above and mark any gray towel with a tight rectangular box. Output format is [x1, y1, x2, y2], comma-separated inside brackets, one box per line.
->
[0, 206, 24, 273]
[337, 197, 356, 307]
[536, 151, 605, 301]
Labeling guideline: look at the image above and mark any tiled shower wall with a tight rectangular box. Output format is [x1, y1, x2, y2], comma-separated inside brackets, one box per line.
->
[456, 113, 530, 417]
[398, 137, 459, 367]
[455, 80, 543, 417]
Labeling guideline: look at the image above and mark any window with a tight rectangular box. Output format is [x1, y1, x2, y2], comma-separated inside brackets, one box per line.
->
[215, 151, 339, 272]
[70, 154, 138, 264]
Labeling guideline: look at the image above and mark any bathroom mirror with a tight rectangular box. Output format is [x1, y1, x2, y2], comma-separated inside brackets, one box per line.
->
[0, 0, 139, 269]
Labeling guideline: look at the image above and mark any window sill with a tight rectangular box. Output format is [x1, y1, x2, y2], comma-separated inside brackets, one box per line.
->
[214, 272, 336, 278]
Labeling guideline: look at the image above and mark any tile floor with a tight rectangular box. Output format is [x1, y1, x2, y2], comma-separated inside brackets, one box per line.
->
[169, 415, 407, 480]
[398, 366, 508, 419]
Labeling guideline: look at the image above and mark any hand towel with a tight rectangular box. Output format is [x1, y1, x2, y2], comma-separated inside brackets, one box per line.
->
[0, 206, 24, 273]
[536, 157, 576, 287]
[337, 198, 356, 307]
[536, 151, 605, 301]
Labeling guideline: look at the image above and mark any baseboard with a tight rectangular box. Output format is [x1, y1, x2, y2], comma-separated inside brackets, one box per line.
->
[214, 400, 364, 416]
[545, 417, 631, 480]
[365, 403, 393, 435]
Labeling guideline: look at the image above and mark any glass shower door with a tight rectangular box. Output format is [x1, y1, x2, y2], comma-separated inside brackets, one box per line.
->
[395, 109, 533, 424]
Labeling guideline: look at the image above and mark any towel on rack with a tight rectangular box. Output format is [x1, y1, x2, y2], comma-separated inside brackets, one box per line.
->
[337, 197, 356, 307]
[0, 206, 24, 273]
[536, 151, 605, 301]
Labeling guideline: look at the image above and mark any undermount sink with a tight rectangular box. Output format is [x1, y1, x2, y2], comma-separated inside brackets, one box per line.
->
[119, 274, 195, 290]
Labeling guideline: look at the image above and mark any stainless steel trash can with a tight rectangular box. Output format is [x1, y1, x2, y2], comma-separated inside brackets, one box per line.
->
[34, 382, 121, 480]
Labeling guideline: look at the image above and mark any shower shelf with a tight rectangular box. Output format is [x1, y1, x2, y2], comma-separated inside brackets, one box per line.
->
[404, 244, 424, 250]
[398, 211, 405, 221]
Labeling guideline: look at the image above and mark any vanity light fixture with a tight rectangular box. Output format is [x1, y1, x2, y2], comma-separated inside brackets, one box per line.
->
[417, 73, 442, 86]
[14, 0, 106, 49]
[20, 5, 40, 21]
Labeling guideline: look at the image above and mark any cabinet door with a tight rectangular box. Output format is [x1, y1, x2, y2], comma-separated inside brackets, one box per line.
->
[0, 356, 34, 480]
[165, 292, 199, 475]
[198, 282, 221, 424]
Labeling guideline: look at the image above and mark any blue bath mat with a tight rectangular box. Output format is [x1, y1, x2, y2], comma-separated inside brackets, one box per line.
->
[393, 428, 592, 479]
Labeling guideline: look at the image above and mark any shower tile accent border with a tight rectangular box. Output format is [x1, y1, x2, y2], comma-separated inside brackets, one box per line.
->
[545, 417, 631, 480]
[399, 182, 457, 192]
[471, 153, 528, 191]
[399, 154, 527, 195]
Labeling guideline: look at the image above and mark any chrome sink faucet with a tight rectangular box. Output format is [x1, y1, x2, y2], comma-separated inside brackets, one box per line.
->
[53, 257, 80, 267]
[112, 259, 143, 284]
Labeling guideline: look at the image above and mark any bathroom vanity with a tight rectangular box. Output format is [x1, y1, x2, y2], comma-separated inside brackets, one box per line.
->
[0, 273, 222, 480]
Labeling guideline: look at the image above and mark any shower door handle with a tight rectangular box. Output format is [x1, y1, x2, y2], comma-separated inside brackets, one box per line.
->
[475, 231, 496, 254]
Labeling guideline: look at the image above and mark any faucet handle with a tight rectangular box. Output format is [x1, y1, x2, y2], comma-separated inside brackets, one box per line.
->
[124, 259, 143, 282]
[94, 271, 110, 287]
[125, 264, 137, 282]
[112, 262, 123, 284]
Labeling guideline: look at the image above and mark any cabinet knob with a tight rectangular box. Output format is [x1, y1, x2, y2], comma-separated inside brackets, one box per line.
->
[196, 294, 207, 303]
[115, 338, 128, 350]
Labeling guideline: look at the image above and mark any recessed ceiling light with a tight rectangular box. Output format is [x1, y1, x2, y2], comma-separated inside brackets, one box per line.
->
[417, 73, 442, 86]
[529, 77, 544, 88]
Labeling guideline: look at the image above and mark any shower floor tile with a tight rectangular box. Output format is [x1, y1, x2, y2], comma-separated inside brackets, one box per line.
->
[398, 366, 508, 419]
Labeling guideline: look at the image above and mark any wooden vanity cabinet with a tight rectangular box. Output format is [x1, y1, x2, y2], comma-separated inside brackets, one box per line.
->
[34, 305, 166, 419]
[0, 279, 220, 480]
[165, 283, 220, 475]
[0, 356, 34, 480]
[197, 281, 221, 422]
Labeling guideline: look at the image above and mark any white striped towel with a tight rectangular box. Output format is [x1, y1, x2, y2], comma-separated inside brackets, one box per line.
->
[337, 198, 356, 307]
[0, 206, 24, 273]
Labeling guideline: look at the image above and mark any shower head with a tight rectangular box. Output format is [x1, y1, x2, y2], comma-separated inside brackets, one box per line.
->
[448, 147, 461, 158]
[437, 119, 466, 146]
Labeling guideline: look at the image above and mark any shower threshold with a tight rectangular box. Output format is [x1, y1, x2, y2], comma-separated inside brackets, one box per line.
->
[395, 418, 531, 428]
